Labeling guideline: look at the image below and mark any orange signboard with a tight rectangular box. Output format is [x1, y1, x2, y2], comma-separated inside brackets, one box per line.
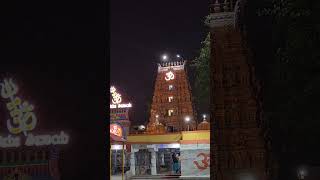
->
[110, 124, 123, 137]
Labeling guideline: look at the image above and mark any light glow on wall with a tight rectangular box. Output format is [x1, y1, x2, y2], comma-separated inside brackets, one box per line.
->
[168, 109, 174, 116]
[111, 144, 125, 150]
[168, 143, 180, 148]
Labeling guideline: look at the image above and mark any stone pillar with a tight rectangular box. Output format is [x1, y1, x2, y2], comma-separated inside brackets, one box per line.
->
[150, 148, 157, 175]
[130, 147, 136, 176]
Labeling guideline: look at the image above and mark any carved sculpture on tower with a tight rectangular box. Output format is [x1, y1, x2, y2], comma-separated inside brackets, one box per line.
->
[146, 60, 196, 133]
[206, 0, 271, 179]
[146, 109, 166, 134]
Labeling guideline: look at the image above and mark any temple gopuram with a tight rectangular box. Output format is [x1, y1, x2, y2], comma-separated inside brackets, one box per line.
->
[147, 60, 196, 133]
[206, 0, 271, 180]
[126, 60, 210, 177]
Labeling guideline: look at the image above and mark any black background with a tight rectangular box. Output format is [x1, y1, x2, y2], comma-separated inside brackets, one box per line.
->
[0, 0, 107, 179]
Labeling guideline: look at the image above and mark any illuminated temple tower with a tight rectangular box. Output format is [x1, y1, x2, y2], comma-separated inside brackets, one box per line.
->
[147, 60, 196, 133]
[206, 0, 271, 180]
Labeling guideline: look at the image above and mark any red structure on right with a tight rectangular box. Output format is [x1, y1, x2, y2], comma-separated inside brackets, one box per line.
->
[207, 0, 271, 180]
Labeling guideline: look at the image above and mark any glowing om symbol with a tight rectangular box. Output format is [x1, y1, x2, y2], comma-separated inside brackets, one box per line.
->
[165, 71, 175, 81]
[110, 124, 122, 137]
[193, 153, 210, 171]
[110, 86, 122, 104]
[0, 79, 37, 136]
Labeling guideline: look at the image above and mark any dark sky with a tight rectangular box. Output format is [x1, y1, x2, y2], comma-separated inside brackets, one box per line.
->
[111, 0, 210, 125]
[0, 0, 106, 179]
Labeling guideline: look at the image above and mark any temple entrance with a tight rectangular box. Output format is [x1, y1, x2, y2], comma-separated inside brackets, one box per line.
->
[156, 148, 180, 175]
[135, 149, 151, 175]
[111, 149, 130, 175]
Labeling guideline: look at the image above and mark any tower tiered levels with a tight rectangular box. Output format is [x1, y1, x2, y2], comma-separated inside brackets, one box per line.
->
[147, 60, 196, 133]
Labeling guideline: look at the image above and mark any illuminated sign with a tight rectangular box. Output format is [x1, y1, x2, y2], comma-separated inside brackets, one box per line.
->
[110, 112, 128, 120]
[110, 123, 123, 137]
[0, 79, 37, 136]
[110, 86, 122, 104]
[110, 103, 132, 109]
[165, 71, 175, 81]
[0, 78, 70, 147]
[110, 86, 132, 109]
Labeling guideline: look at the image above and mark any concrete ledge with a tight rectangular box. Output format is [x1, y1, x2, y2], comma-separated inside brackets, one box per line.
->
[131, 175, 180, 179]
[179, 176, 210, 180]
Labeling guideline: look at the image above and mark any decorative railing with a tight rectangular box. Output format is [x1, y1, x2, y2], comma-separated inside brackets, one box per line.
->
[159, 60, 185, 68]
[209, 0, 237, 13]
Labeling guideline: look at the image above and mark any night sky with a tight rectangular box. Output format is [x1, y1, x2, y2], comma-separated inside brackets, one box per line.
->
[111, 0, 210, 125]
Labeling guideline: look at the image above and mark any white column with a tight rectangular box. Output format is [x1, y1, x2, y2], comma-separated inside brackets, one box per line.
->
[150, 148, 157, 175]
[130, 147, 136, 176]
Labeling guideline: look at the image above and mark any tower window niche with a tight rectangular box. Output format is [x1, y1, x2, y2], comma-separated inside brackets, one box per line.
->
[168, 96, 173, 102]
[168, 85, 173, 91]
[168, 109, 174, 116]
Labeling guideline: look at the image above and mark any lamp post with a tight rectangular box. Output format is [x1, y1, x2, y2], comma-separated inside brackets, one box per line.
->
[162, 55, 168, 61]
[139, 125, 145, 131]
[176, 54, 184, 60]
[162, 53, 183, 62]
[184, 116, 191, 131]
[202, 114, 207, 121]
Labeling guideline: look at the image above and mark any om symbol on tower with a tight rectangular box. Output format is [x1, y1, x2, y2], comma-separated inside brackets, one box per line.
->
[165, 71, 175, 81]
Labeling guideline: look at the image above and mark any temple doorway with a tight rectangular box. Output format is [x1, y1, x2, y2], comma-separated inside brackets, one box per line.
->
[135, 149, 151, 175]
[156, 148, 180, 175]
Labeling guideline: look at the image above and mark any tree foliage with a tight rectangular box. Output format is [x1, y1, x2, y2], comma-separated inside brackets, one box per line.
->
[246, 0, 320, 178]
[194, 33, 210, 114]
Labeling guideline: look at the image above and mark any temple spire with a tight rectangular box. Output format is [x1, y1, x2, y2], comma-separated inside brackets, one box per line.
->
[214, 0, 221, 13]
